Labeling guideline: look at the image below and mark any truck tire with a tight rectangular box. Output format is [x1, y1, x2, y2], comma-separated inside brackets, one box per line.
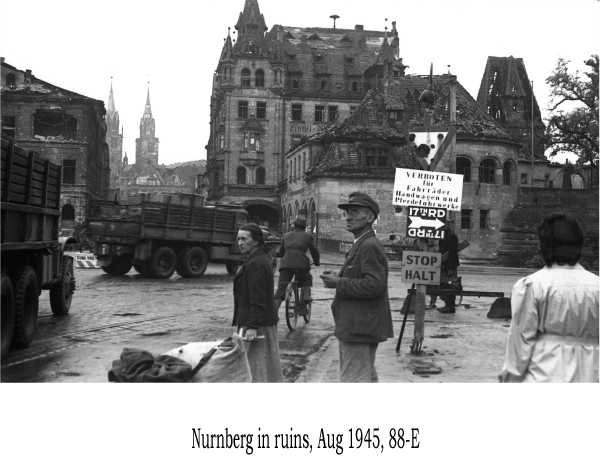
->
[149, 246, 177, 279]
[225, 260, 240, 275]
[1, 273, 15, 358]
[50, 257, 75, 316]
[177, 247, 208, 278]
[133, 261, 150, 276]
[101, 255, 132, 275]
[10, 266, 39, 349]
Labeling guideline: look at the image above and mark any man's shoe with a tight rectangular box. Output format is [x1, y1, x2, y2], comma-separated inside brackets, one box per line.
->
[299, 306, 309, 317]
[438, 305, 455, 314]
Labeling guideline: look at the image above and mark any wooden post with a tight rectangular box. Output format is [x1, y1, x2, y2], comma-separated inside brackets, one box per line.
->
[410, 238, 429, 353]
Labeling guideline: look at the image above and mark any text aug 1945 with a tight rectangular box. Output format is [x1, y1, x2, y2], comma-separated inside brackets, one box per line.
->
[192, 427, 420, 455]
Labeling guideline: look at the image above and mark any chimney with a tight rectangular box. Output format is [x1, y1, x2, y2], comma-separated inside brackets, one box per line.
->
[25, 69, 32, 84]
[355, 25, 364, 31]
[1, 57, 5, 64]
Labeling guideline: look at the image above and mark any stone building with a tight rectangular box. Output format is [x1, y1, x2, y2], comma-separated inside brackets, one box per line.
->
[106, 82, 124, 191]
[282, 71, 523, 262]
[1, 58, 110, 235]
[135, 88, 159, 167]
[207, 0, 404, 234]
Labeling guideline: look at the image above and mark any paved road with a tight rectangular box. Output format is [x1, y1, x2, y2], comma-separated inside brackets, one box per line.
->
[1, 258, 533, 383]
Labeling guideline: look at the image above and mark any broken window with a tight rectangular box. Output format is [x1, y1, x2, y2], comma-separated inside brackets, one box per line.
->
[352, 81, 359, 92]
[256, 167, 265, 185]
[237, 166, 246, 185]
[520, 173, 528, 185]
[63, 159, 76, 184]
[243, 132, 261, 151]
[328, 106, 338, 122]
[314, 105, 325, 122]
[256, 102, 267, 119]
[511, 102, 519, 112]
[460, 209, 472, 230]
[5, 73, 16, 86]
[479, 210, 490, 229]
[241, 69, 251, 86]
[292, 79, 300, 89]
[246, 42, 256, 54]
[503, 161, 513, 185]
[320, 80, 328, 91]
[291, 104, 303, 121]
[33, 111, 77, 141]
[1, 115, 16, 138]
[238, 101, 248, 118]
[456, 157, 472, 183]
[479, 158, 496, 184]
[255, 69, 265, 87]
[345, 57, 354, 64]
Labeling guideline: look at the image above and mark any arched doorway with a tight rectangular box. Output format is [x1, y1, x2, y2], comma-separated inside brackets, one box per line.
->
[61, 204, 76, 230]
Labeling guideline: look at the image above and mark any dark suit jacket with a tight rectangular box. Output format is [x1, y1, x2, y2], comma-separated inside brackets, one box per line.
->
[331, 230, 394, 343]
[232, 248, 278, 329]
[440, 228, 460, 271]
[278, 230, 320, 269]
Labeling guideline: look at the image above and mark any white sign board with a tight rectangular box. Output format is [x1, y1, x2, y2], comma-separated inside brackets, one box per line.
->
[401, 251, 441, 285]
[407, 206, 447, 240]
[411, 131, 448, 164]
[393, 169, 463, 211]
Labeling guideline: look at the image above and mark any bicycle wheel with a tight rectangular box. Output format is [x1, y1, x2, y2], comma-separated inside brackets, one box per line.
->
[303, 300, 312, 323]
[285, 282, 298, 331]
[425, 294, 437, 310]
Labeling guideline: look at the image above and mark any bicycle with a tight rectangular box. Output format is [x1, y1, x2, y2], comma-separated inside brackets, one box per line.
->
[425, 277, 463, 310]
[284, 269, 312, 331]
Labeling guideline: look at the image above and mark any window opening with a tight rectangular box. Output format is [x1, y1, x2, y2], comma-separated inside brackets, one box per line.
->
[256, 102, 267, 119]
[255, 69, 265, 87]
[503, 161, 512, 185]
[256, 167, 265, 185]
[291, 104, 303, 121]
[63, 159, 76, 184]
[460, 209, 472, 230]
[328, 106, 338, 122]
[456, 157, 472, 183]
[314, 105, 325, 122]
[237, 166, 246, 185]
[480, 210, 490, 229]
[241, 69, 251, 86]
[1, 116, 16, 138]
[479, 158, 496, 184]
[238, 101, 248, 118]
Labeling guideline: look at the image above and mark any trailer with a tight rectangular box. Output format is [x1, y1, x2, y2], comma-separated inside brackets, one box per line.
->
[1, 136, 76, 358]
[86, 195, 280, 278]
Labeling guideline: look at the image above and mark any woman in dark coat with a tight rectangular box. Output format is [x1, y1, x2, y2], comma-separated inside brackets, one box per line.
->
[232, 223, 283, 382]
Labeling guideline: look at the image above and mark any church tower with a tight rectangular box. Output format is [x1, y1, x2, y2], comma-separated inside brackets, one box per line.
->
[135, 87, 159, 166]
[106, 81, 123, 180]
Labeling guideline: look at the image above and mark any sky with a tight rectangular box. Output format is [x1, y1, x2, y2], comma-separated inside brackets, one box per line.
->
[1, 0, 598, 165]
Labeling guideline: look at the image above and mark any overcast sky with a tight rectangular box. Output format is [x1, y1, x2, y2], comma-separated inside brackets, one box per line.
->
[1, 0, 598, 165]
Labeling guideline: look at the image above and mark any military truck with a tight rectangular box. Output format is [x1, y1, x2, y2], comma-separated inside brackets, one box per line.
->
[86, 194, 279, 278]
[1, 136, 76, 358]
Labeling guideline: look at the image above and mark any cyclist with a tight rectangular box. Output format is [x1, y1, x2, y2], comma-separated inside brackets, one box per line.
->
[274, 217, 320, 316]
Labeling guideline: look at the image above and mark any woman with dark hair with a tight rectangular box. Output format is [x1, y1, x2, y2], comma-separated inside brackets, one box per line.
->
[232, 223, 283, 382]
[499, 213, 599, 382]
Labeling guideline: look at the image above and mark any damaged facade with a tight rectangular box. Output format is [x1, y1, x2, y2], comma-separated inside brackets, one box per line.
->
[207, 0, 405, 234]
[1, 58, 110, 236]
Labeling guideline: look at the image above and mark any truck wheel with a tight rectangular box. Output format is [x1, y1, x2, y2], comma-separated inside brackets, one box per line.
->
[177, 247, 208, 278]
[225, 260, 240, 275]
[1, 273, 15, 358]
[149, 247, 177, 279]
[133, 261, 150, 276]
[50, 257, 75, 316]
[101, 255, 132, 275]
[10, 266, 39, 349]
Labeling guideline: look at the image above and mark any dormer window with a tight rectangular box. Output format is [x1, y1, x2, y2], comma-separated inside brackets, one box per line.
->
[246, 41, 256, 54]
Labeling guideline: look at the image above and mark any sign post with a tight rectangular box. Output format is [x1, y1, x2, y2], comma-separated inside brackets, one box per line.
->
[394, 73, 460, 354]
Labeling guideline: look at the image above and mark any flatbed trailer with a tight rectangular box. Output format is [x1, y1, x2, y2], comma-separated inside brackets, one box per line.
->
[1, 136, 76, 357]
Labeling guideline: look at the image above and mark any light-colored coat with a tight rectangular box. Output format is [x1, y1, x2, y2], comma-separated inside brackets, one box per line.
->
[331, 230, 394, 343]
[499, 264, 599, 382]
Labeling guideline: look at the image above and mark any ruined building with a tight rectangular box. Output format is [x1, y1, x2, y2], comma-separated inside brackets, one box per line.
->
[207, 0, 405, 233]
[1, 58, 110, 235]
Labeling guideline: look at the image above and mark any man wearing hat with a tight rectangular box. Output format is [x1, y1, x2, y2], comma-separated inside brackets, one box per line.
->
[274, 217, 320, 315]
[320, 192, 394, 382]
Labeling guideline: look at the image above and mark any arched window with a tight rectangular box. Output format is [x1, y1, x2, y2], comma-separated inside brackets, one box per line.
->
[456, 157, 472, 183]
[255, 69, 265, 87]
[571, 174, 585, 189]
[294, 201, 299, 218]
[503, 161, 513, 185]
[479, 158, 496, 184]
[61, 204, 75, 229]
[256, 167, 265, 185]
[301, 201, 308, 218]
[237, 166, 246, 185]
[309, 200, 316, 231]
[241, 68, 251, 87]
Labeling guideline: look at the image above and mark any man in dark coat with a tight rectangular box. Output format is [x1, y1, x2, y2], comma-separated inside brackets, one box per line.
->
[320, 192, 394, 382]
[438, 221, 460, 313]
[274, 217, 320, 314]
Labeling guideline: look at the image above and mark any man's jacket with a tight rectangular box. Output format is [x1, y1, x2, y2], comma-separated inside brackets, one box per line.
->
[278, 230, 320, 269]
[331, 230, 394, 343]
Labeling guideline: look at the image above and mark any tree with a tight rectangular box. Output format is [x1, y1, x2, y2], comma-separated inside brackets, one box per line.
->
[545, 55, 599, 179]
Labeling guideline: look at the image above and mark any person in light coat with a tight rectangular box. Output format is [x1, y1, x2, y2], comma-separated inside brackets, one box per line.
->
[499, 213, 599, 383]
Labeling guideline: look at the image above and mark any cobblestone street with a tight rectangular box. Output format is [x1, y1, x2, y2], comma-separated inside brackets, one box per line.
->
[1, 255, 536, 383]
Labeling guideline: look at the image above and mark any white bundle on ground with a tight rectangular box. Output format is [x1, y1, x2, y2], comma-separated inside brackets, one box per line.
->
[163, 334, 252, 382]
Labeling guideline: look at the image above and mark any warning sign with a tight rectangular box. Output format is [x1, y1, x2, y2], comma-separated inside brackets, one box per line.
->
[407, 206, 447, 240]
[393, 169, 463, 211]
[401, 251, 441, 285]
